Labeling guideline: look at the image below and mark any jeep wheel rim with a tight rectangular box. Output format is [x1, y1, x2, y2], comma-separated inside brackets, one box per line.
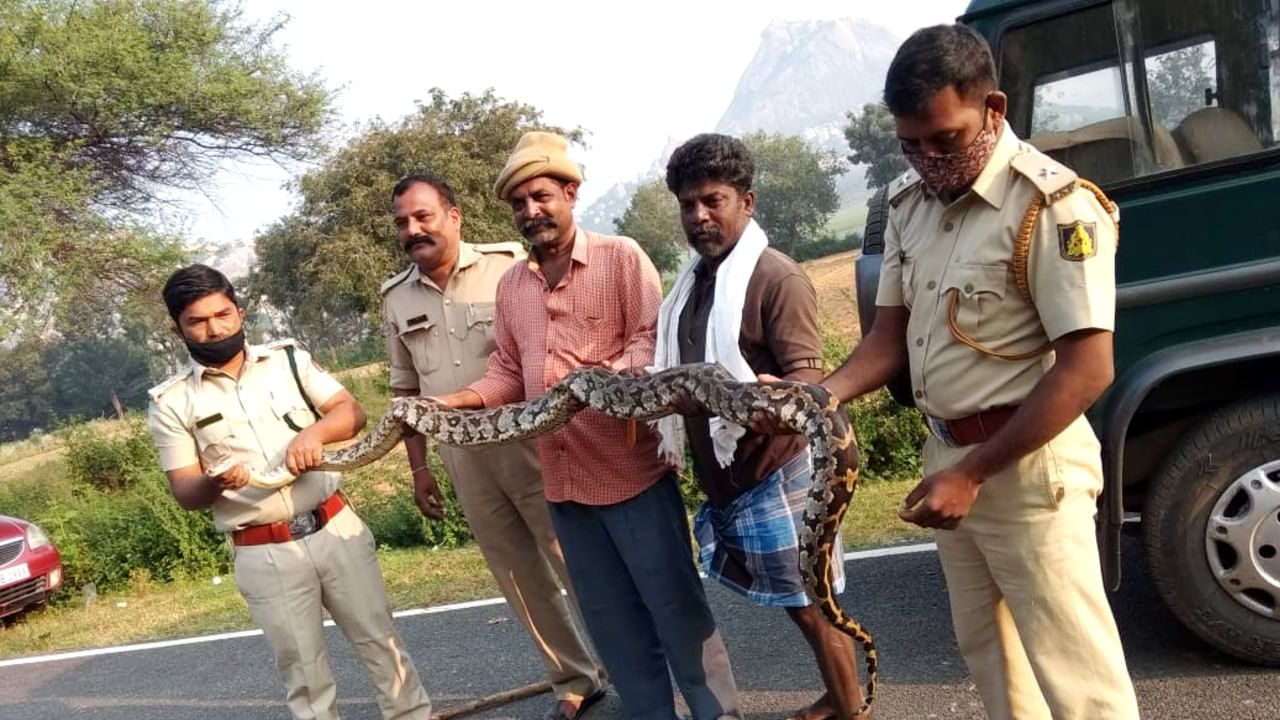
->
[1205, 459, 1280, 619]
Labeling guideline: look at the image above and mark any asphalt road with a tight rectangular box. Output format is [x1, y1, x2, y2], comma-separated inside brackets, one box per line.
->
[1, 533, 1277, 720]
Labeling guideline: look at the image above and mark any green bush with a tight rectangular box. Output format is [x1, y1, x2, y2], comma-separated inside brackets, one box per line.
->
[39, 473, 227, 592]
[60, 416, 157, 492]
[341, 450, 473, 550]
[4, 419, 229, 596]
[789, 233, 862, 263]
[847, 390, 927, 482]
[823, 329, 927, 483]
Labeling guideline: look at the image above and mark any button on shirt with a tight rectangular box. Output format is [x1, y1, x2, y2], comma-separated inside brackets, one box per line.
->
[146, 342, 346, 532]
[468, 228, 669, 505]
[875, 122, 1118, 419]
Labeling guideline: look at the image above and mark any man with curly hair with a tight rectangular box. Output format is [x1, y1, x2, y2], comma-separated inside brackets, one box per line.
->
[651, 132, 865, 720]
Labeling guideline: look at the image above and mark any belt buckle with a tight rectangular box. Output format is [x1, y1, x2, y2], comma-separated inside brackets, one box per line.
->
[287, 511, 320, 539]
[925, 415, 961, 448]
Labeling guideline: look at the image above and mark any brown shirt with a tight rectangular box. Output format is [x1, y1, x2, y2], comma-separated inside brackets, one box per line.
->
[678, 247, 823, 507]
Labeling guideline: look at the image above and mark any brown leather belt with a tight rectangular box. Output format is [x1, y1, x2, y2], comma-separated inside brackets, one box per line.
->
[232, 493, 345, 546]
[926, 406, 1019, 448]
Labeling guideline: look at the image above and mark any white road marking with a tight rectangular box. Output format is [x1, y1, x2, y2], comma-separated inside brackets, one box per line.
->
[0, 542, 938, 669]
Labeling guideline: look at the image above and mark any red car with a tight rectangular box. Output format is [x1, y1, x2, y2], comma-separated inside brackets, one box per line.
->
[0, 515, 63, 621]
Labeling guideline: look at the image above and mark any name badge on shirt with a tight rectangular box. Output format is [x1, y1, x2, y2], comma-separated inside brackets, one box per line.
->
[195, 413, 223, 429]
[407, 313, 429, 327]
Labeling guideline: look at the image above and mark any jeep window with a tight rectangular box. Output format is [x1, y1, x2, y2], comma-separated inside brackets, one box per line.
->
[999, 0, 1280, 186]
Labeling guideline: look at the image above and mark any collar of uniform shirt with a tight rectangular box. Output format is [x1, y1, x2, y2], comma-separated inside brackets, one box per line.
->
[963, 119, 1021, 210]
[409, 241, 484, 293]
[188, 342, 270, 385]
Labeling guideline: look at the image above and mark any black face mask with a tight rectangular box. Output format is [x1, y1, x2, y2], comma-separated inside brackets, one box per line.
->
[185, 328, 246, 367]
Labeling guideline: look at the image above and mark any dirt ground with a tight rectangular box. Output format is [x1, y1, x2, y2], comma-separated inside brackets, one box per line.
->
[802, 249, 862, 341]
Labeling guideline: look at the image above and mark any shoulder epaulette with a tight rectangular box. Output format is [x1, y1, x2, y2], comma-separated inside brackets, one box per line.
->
[886, 168, 923, 208]
[148, 368, 192, 400]
[1010, 151, 1078, 205]
[473, 241, 524, 256]
[263, 338, 298, 351]
[380, 265, 414, 296]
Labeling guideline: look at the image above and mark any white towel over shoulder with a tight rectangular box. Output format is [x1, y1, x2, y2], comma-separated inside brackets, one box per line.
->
[648, 219, 768, 470]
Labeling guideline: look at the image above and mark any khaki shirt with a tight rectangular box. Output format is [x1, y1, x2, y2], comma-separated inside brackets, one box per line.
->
[146, 340, 346, 532]
[381, 241, 525, 394]
[876, 121, 1118, 420]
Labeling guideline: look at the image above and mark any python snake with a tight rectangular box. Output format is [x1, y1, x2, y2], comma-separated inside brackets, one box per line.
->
[241, 362, 878, 716]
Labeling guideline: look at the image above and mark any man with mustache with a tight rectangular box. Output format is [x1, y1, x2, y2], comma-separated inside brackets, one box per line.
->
[650, 133, 865, 720]
[429, 132, 743, 719]
[819, 26, 1139, 719]
[147, 264, 433, 720]
[380, 174, 606, 720]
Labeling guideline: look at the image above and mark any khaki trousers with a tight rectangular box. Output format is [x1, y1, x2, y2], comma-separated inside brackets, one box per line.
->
[439, 442, 605, 702]
[233, 505, 432, 720]
[929, 416, 1140, 720]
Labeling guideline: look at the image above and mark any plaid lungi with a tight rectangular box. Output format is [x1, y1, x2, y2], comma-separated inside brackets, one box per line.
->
[693, 450, 846, 607]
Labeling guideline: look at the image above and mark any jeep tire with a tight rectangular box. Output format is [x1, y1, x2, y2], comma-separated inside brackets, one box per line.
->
[1143, 394, 1280, 665]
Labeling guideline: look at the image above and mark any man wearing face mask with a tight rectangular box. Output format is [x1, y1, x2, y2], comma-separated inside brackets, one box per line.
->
[429, 132, 742, 719]
[146, 264, 433, 720]
[818, 25, 1139, 719]
[379, 174, 607, 720]
[650, 133, 864, 720]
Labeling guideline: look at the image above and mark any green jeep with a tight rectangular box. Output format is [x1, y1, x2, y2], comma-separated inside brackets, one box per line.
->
[856, 0, 1280, 665]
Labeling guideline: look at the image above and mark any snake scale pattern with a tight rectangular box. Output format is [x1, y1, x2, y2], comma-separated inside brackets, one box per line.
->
[275, 362, 878, 716]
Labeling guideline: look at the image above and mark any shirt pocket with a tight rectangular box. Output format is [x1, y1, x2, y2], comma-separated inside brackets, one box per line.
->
[193, 418, 236, 471]
[397, 317, 442, 373]
[268, 388, 316, 433]
[460, 301, 497, 360]
[941, 263, 1009, 347]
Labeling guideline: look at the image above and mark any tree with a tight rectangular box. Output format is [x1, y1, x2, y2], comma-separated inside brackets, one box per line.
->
[742, 131, 844, 257]
[0, 0, 333, 337]
[1148, 43, 1215, 129]
[249, 89, 582, 346]
[614, 180, 686, 274]
[0, 340, 52, 441]
[844, 102, 909, 190]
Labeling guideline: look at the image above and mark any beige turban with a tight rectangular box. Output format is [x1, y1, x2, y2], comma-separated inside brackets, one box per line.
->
[493, 131, 584, 200]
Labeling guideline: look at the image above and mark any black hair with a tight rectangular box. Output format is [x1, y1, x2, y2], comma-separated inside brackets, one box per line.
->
[391, 173, 458, 208]
[884, 24, 997, 116]
[162, 264, 238, 323]
[665, 133, 755, 195]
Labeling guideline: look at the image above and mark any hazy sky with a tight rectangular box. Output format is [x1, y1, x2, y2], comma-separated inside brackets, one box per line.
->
[175, 0, 970, 247]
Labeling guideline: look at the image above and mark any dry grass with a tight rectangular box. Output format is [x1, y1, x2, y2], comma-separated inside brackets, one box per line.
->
[803, 250, 862, 343]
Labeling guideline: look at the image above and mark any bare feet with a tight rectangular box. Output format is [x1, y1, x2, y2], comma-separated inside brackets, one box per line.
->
[788, 693, 837, 720]
[787, 692, 871, 720]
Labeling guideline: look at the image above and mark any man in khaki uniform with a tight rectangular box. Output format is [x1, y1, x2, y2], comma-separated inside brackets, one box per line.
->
[381, 174, 606, 720]
[147, 264, 432, 720]
[819, 26, 1141, 719]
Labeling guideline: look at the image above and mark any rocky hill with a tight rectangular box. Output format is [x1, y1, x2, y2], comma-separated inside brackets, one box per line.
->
[581, 17, 900, 233]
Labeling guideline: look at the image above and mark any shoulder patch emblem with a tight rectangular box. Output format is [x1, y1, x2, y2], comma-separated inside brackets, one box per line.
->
[1059, 221, 1098, 261]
